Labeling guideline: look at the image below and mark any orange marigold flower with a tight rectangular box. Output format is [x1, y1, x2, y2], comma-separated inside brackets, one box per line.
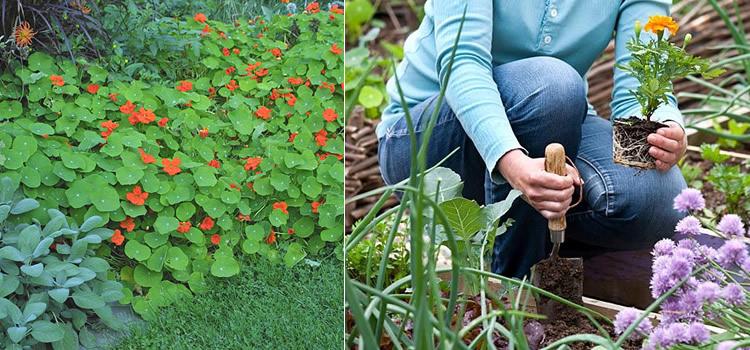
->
[288, 132, 298, 142]
[158, 117, 169, 127]
[222, 47, 230, 56]
[111, 229, 125, 246]
[255, 106, 271, 120]
[288, 77, 303, 85]
[87, 84, 100, 94]
[200, 217, 215, 231]
[50, 75, 64, 87]
[271, 48, 282, 58]
[226, 79, 238, 91]
[273, 201, 289, 215]
[120, 100, 136, 115]
[208, 159, 220, 168]
[315, 129, 328, 147]
[266, 229, 276, 244]
[306, 2, 320, 13]
[177, 80, 193, 92]
[194, 13, 207, 23]
[120, 217, 135, 232]
[311, 201, 321, 214]
[644, 15, 679, 35]
[176, 221, 190, 233]
[14, 21, 35, 48]
[323, 108, 338, 122]
[211, 234, 221, 245]
[199, 127, 209, 138]
[126, 185, 149, 206]
[138, 148, 156, 164]
[162, 157, 182, 176]
[330, 43, 342, 55]
[244, 157, 262, 171]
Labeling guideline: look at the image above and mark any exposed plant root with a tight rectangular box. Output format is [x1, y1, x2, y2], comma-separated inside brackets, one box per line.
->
[612, 117, 666, 169]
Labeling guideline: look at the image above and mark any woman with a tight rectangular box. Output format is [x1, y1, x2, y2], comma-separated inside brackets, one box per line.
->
[376, 1, 687, 278]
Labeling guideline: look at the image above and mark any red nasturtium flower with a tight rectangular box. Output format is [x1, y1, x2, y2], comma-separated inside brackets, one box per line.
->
[331, 4, 344, 14]
[208, 87, 217, 97]
[120, 217, 135, 232]
[271, 48, 282, 58]
[311, 201, 321, 214]
[202, 25, 211, 35]
[315, 129, 328, 147]
[194, 13, 207, 23]
[126, 185, 149, 206]
[288, 77, 303, 85]
[87, 84, 100, 94]
[225, 66, 236, 75]
[237, 213, 251, 222]
[162, 157, 182, 176]
[266, 229, 276, 244]
[120, 100, 136, 114]
[177, 80, 193, 92]
[323, 108, 338, 122]
[233, 48, 240, 55]
[50, 75, 64, 87]
[288, 132, 298, 142]
[306, 1, 320, 13]
[207, 159, 220, 168]
[244, 157, 262, 171]
[255, 68, 268, 77]
[138, 148, 155, 164]
[222, 47, 231, 56]
[158, 117, 169, 127]
[255, 106, 271, 120]
[129, 107, 156, 125]
[200, 217, 215, 231]
[109, 93, 119, 102]
[177, 221, 192, 233]
[100, 120, 119, 140]
[286, 94, 297, 107]
[111, 229, 125, 246]
[330, 43, 342, 55]
[199, 127, 209, 138]
[273, 201, 289, 215]
[288, 228, 295, 235]
[226, 79, 238, 91]
[319, 81, 336, 93]
[211, 234, 221, 245]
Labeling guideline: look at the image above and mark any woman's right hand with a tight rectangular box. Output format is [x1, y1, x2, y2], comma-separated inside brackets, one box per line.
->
[496, 149, 582, 220]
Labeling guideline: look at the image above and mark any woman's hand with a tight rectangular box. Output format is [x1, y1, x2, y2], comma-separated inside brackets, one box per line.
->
[647, 121, 687, 171]
[496, 150, 582, 220]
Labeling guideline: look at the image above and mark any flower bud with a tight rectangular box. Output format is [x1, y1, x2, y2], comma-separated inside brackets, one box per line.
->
[683, 33, 692, 47]
[634, 20, 642, 39]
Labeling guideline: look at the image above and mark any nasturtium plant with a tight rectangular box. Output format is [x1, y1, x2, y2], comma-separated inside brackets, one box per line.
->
[0, 177, 124, 349]
[0, 8, 344, 319]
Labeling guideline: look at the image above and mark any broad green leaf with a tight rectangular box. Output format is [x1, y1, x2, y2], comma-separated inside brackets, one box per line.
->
[124, 240, 151, 261]
[439, 197, 483, 239]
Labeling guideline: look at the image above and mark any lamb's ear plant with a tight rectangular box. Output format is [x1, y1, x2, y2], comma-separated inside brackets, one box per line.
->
[0, 176, 124, 349]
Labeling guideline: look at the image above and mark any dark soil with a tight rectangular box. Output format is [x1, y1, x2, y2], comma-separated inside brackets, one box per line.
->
[532, 257, 584, 322]
[682, 151, 748, 210]
[613, 116, 667, 169]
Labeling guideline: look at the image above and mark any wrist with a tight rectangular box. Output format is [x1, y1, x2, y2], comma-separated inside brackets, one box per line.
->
[496, 149, 527, 184]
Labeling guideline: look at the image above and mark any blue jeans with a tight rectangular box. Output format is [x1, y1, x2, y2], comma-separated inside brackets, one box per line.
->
[377, 57, 686, 278]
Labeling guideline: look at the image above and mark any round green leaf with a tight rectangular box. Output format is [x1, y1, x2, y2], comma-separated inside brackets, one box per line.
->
[193, 166, 217, 187]
[124, 240, 151, 261]
[358, 85, 384, 108]
[116, 166, 144, 185]
[154, 216, 179, 234]
[210, 257, 240, 277]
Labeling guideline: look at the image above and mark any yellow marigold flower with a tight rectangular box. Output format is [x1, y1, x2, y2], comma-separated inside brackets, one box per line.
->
[644, 15, 679, 35]
[13, 21, 35, 48]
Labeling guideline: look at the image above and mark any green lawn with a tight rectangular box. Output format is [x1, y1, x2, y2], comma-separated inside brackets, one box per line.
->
[114, 255, 343, 349]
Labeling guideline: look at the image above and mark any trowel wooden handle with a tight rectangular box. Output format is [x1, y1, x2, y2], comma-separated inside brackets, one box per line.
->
[545, 143, 567, 232]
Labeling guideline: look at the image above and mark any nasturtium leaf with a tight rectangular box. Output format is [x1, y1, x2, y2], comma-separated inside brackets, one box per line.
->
[28, 52, 55, 72]
[176, 202, 196, 221]
[124, 240, 151, 261]
[188, 272, 208, 293]
[166, 247, 189, 271]
[270, 171, 290, 191]
[29, 123, 54, 136]
[146, 246, 168, 272]
[144, 231, 169, 249]
[154, 216, 179, 234]
[193, 166, 217, 187]
[253, 178, 273, 196]
[115, 166, 144, 185]
[65, 181, 91, 208]
[90, 185, 120, 212]
[301, 177, 322, 198]
[199, 198, 226, 218]
[228, 105, 253, 135]
[133, 264, 162, 288]
[87, 65, 108, 83]
[53, 162, 76, 182]
[202, 57, 220, 69]
[292, 217, 315, 238]
[210, 256, 240, 277]
[20, 166, 41, 188]
[220, 190, 240, 204]
[0, 101, 22, 120]
[269, 210, 288, 227]
[184, 228, 205, 245]
[241, 239, 260, 254]
[284, 242, 306, 268]
[245, 224, 266, 241]
[321, 226, 344, 242]
[358, 85, 384, 108]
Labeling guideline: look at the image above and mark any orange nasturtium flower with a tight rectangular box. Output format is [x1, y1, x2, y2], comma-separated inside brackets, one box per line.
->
[273, 201, 289, 215]
[207, 159, 220, 168]
[120, 217, 135, 232]
[644, 15, 679, 35]
[138, 148, 156, 164]
[211, 234, 221, 245]
[177, 80, 192, 92]
[162, 157, 182, 176]
[13, 21, 35, 47]
[200, 217, 215, 231]
[129, 107, 156, 125]
[120, 100, 136, 114]
[330, 4, 344, 15]
[288, 77, 304, 85]
[305, 2, 320, 13]
[244, 157, 262, 171]
[126, 185, 149, 206]
[194, 13, 207, 23]
[158, 117, 169, 127]
[222, 47, 231, 56]
[50, 75, 65, 87]
[266, 229, 277, 244]
[288, 132, 298, 143]
[233, 48, 240, 55]
[109, 93, 119, 102]
[330, 43, 343, 55]
[255, 106, 271, 120]
[255, 68, 269, 77]
[87, 84, 100, 94]
[323, 108, 338, 122]
[199, 127, 209, 138]
[315, 129, 328, 147]
[271, 48, 282, 58]
[311, 201, 321, 214]
[177, 221, 192, 233]
[226, 79, 239, 91]
[100, 120, 119, 140]
[111, 229, 125, 246]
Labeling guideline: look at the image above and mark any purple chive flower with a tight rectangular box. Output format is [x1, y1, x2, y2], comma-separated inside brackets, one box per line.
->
[650, 255, 693, 298]
[716, 239, 749, 268]
[675, 216, 702, 235]
[677, 238, 699, 250]
[613, 307, 653, 338]
[673, 247, 696, 262]
[717, 214, 745, 237]
[687, 322, 709, 343]
[721, 283, 746, 306]
[665, 322, 691, 343]
[717, 341, 739, 350]
[673, 188, 705, 213]
[648, 327, 671, 349]
[653, 239, 676, 257]
[696, 281, 720, 303]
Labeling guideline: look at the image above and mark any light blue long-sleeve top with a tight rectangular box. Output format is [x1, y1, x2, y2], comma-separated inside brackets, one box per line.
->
[377, 0, 683, 182]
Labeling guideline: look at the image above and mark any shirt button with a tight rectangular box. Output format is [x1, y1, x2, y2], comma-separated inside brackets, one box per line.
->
[550, 8, 558, 17]
[544, 35, 552, 44]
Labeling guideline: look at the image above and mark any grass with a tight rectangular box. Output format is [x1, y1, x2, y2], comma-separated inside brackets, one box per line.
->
[114, 254, 343, 349]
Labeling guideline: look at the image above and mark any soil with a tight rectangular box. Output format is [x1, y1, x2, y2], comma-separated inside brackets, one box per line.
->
[613, 116, 667, 169]
[682, 151, 748, 210]
[532, 257, 584, 322]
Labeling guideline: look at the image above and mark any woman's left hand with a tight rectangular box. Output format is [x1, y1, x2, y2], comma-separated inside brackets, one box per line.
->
[647, 121, 687, 171]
